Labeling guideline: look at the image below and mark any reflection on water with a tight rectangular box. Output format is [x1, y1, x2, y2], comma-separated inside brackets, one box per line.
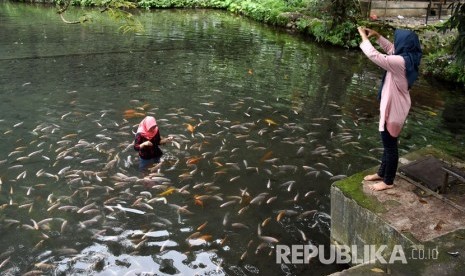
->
[0, 2, 464, 275]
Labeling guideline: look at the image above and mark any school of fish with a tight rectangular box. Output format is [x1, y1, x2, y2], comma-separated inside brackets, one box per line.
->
[0, 96, 386, 275]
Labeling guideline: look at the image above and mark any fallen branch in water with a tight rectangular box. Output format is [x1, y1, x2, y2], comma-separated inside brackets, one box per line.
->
[55, 0, 143, 33]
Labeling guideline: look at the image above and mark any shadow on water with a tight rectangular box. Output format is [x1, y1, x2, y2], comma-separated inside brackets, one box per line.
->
[0, 1, 464, 275]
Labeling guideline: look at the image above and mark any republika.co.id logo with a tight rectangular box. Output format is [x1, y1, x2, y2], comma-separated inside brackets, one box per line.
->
[276, 244, 439, 265]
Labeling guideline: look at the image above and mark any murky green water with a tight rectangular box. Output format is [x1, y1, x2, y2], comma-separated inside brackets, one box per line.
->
[1, 2, 464, 275]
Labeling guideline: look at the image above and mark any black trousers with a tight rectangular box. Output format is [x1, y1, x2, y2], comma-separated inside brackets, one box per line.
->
[377, 128, 398, 185]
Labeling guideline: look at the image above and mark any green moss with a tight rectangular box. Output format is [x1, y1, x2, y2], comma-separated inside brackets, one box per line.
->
[333, 171, 386, 214]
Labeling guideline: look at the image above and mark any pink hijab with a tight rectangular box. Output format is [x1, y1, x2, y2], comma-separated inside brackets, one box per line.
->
[137, 116, 158, 140]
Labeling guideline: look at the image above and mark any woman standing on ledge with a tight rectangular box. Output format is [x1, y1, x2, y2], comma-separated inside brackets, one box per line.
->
[357, 26, 422, 191]
[134, 116, 173, 170]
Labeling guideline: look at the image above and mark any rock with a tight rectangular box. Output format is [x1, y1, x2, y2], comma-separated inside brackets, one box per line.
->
[159, 258, 180, 275]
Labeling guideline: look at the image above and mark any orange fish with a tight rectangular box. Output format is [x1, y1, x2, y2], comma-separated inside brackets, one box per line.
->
[197, 221, 208, 231]
[185, 123, 196, 133]
[186, 156, 202, 165]
[220, 235, 228, 246]
[198, 235, 213, 241]
[259, 151, 273, 163]
[133, 112, 146, 118]
[276, 210, 286, 222]
[123, 109, 145, 119]
[194, 198, 204, 207]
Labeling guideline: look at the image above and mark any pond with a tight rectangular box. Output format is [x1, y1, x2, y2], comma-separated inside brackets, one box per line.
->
[0, 1, 464, 275]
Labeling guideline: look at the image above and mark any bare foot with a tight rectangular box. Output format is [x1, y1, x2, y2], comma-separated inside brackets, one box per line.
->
[369, 182, 394, 191]
[364, 174, 382, 181]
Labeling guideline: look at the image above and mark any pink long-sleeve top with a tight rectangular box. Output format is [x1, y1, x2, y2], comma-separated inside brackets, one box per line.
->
[360, 36, 410, 138]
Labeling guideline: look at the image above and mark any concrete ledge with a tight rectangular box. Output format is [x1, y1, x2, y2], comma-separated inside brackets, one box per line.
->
[330, 147, 465, 275]
[331, 184, 418, 262]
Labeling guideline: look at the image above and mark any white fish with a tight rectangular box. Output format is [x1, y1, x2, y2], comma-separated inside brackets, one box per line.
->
[0, 257, 11, 269]
[61, 112, 72, 120]
[258, 235, 279, 243]
[58, 166, 71, 176]
[16, 170, 27, 180]
[220, 200, 237, 208]
[81, 158, 100, 164]
[266, 196, 277, 204]
[223, 212, 230, 226]
[28, 149, 43, 157]
[111, 204, 146, 215]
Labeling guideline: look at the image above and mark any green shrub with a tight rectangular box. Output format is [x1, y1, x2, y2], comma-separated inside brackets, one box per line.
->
[422, 51, 465, 84]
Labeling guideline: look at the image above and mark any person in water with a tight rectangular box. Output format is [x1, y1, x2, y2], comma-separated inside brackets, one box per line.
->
[134, 116, 173, 170]
[357, 27, 422, 191]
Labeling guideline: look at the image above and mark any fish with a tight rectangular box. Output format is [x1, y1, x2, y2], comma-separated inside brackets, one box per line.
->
[300, 210, 317, 218]
[198, 235, 213, 242]
[16, 170, 27, 180]
[110, 204, 146, 215]
[266, 196, 277, 204]
[27, 149, 43, 157]
[58, 166, 71, 176]
[158, 188, 176, 197]
[220, 200, 237, 208]
[223, 212, 230, 227]
[238, 206, 249, 215]
[185, 123, 196, 133]
[230, 176, 240, 182]
[305, 191, 316, 197]
[330, 175, 347, 181]
[261, 217, 271, 227]
[34, 262, 56, 270]
[277, 211, 286, 222]
[197, 221, 208, 231]
[0, 257, 11, 269]
[250, 193, 268, 205]
[258, 235, 279, 243]
[297, 229, 307, 241]
[264, 118, 277, 126]
[77, 203, 96, 214]
[231, 222, 249, 229]
[240, 251, 248, 261]
[80, 158, 100, 164]
[255, 242, 269, 254]
[186, 156, 202, 165]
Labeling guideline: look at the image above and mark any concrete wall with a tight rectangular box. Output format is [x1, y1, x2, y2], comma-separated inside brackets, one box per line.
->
[330, 185, 417, 264]
[361, 0, 450, 17]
